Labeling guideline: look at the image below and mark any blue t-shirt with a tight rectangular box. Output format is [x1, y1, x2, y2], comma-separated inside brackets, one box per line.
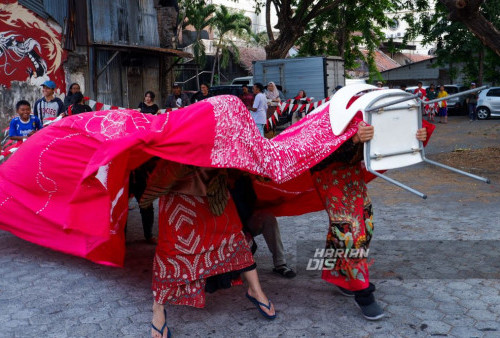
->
[9, 116, 42, 137]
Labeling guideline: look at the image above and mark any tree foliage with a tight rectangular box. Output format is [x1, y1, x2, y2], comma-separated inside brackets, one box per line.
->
[210, 5, 252, 85]
[296, 0, 396, 80]
[403, 0, 500, 84]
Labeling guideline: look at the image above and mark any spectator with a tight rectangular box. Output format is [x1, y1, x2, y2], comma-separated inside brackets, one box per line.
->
[68, 92, 92, 115]
[294, 90, 310, 103]
[413, 81, 427, 99]
[437, 85, 448, 124]
[138, 91, 159, 114]
[190, 83, 212, 103]
[426, 84, 438, 122]
[466, 82, 478, 122]
[64, 83, 81, 109]
[265, 82, 284, 105]
[248, 83, 267, 136]
[400, 84, 407, 91]
[9, 100, 42, 141]
[239, 84, 254, 107]
[376, 81, 383, 88]
[33, 80, 65, 124]
[165, 83, 189, 108]
[426, 84, 438, 100]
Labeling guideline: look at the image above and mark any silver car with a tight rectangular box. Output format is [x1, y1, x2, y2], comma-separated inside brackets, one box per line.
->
[476, 87, 500, 120]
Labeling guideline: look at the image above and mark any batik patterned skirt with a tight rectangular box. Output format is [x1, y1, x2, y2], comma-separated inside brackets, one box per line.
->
[311, 161, 374, 291]
[152, 193, 254, 308]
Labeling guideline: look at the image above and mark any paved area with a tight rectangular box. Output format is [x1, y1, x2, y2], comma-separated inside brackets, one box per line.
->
[1, 116, 499, 337]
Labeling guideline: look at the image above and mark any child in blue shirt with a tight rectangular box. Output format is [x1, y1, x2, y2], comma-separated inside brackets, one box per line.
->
[9, 100, 42, 141]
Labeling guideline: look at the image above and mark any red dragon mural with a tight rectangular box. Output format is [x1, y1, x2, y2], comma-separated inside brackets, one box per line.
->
[0, 0, 66, 90]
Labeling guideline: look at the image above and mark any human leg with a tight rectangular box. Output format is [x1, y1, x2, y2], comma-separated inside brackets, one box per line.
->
[311, 163, 384, 320]
[242, 269, 276, 318]
[256, 124, 265, 136]
[139, 204, 156, 243]
[246, 211, 295, 278]
[151, 300, 171, 338]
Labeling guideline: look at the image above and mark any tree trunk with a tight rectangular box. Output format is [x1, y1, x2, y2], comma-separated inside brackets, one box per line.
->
[440, 0, 500, 57]
[210, 38, 222, 86]
[478, 47, 484, 86]
[265, 27, 303, 59]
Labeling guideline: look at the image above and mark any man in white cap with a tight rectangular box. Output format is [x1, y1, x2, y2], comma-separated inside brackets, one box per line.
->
[33, 80, 65, 125]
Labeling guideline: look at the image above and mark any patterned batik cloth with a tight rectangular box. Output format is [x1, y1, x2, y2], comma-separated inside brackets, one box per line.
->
[152, 193, 254, 308]
[311, 161, 374, 291]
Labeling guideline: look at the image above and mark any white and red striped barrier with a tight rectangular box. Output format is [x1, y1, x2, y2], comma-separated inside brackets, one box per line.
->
[265, 96, 333, 132]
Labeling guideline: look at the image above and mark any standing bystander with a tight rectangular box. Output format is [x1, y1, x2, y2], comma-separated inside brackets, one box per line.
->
[33, 80, 65, 124]
[239, 84, 254, 107]
[9, 100, 42, 141]
[165, 83, 189, 109]
[437, 85, 449, 124]
[466, 83, 478, 122]
[247, 83, 267, 136]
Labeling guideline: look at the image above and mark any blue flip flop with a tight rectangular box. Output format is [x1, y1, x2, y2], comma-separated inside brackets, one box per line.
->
[151, 309, 172, 337]
[245, 292, 276, 320]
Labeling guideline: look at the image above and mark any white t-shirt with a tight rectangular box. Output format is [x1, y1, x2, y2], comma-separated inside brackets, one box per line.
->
[251, 92, 267, 125]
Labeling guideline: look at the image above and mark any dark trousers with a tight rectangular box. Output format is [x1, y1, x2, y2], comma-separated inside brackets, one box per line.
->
[468, 103, 477, 120]
[129, 159, 157, 239]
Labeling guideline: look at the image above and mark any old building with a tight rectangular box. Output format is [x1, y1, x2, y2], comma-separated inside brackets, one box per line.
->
[0, 0, 190, 130]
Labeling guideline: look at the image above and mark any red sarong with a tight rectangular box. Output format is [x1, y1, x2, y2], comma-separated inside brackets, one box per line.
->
[152, 193, 253, 307]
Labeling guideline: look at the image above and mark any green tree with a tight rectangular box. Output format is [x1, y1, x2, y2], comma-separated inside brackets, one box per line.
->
[257, 0, 350, 59]
[403, 1, 500, 85]
[438, 0, 500, 57]
[210, 6, 252, 85]
[296, 0, 396, 82]
[183, 0, 216, 88]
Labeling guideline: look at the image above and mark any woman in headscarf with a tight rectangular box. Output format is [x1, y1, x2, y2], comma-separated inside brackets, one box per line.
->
[265, 82, 284, 105]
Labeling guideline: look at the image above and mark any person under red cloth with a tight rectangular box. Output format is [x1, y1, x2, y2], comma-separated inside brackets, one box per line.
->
[310, 120, 430, 321]
[138, 161, 276, 337]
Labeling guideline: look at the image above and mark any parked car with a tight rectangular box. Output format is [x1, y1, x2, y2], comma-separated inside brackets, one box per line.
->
[441, 85, 469, 114]
[231, 76, 253, 86]
[208, 85, 243, 97]
[476, 87, 500, 120]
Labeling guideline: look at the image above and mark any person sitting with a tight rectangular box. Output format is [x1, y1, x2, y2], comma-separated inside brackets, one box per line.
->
[9, 100, 42, 141]
[190, 83, 212, 103]
[265, 82, 284, 106]
[138, 91, 159, 114]
[67, 92, 92, 115]
[165, 83, 189, 109]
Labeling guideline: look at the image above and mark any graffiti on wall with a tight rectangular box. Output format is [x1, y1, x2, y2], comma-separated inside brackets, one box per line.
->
[0, 0, 66, 91]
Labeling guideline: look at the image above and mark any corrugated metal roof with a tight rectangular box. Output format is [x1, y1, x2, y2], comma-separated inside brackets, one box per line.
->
[43, 0, 68, 26]
[18, 0, 48, 19]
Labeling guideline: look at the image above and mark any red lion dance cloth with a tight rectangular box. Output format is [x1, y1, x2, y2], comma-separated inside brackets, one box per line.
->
[0, 95, 433, 268]
[0, 96, 360, 266]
